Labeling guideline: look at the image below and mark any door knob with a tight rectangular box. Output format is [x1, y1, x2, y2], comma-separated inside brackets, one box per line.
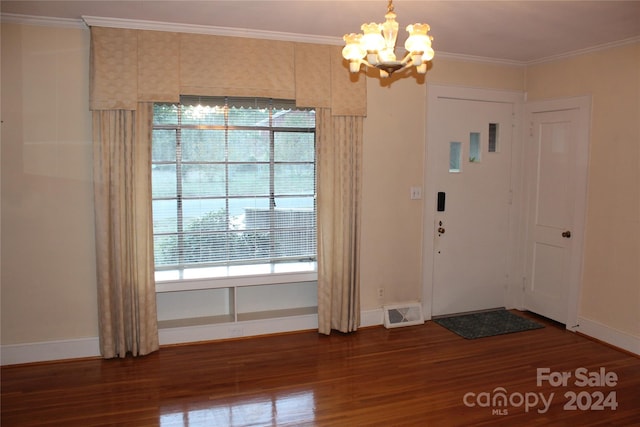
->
[438, 227, 445, 234]
[562, 230, 571, 238]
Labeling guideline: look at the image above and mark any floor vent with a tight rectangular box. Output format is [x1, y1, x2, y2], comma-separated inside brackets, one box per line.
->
[383, 303, 425, 329]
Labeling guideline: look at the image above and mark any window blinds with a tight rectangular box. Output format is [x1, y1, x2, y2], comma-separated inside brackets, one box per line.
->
[152, 97, 316, 275]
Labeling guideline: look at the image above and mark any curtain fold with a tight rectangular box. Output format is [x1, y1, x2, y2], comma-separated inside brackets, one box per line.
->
[316, 108, 363, 335]
[92, 103, 159, 358]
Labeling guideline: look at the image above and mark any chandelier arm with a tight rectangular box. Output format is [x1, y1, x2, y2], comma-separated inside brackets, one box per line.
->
[400, 51, 413, 66]
[396, 62, 412, 74]
[358, 58, 376, 70]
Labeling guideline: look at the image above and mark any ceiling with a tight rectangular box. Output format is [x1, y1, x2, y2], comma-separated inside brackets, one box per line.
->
[2, 1, 640, 63]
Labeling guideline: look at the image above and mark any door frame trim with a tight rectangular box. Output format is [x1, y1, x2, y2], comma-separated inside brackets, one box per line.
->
[421, 84, 524, 319]
[523, 95, 592, 330]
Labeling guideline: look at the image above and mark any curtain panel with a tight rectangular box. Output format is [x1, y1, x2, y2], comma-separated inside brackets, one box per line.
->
[316, 109, 363, 334]
[89, 26, 366, 116]
[92, 103, 159, 358]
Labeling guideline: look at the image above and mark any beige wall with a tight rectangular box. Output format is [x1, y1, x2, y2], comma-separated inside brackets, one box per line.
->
[360, 76, 428, 309]
[526, 43, 640, 337]
[1, 23, 97, 344]
[1, 22, 637, 349]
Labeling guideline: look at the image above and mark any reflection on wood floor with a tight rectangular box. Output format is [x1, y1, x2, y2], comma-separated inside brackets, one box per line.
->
[2, 311, 639, 426]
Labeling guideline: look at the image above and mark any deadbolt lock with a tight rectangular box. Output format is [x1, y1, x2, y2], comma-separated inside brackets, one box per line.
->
[438, 227, 445, 234]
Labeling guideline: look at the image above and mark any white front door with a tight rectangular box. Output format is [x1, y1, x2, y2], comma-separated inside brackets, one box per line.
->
[523, 97, 591, 326]
[424, 85, 522, 317]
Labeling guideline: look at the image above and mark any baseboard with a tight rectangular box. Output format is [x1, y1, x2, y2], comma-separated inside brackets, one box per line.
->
[4, 312, 635, 365]
[576, 316, 640, 355]
[1, 337, 101, 366]
[360, 308, 384, 328]
[0, 308, 386, 366]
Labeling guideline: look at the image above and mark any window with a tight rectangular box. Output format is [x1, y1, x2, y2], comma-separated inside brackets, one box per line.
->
[449, 141, 462, 172]
[488, 123, 499, 153]
[469, 132, 481, 162]
[152, 97, 317, 283]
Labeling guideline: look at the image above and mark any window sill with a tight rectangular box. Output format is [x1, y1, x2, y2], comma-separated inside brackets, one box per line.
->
[155, 262, 317, 293]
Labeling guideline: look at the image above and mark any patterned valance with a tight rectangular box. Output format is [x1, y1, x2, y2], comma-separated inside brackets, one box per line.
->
[89, 26, 366, 116]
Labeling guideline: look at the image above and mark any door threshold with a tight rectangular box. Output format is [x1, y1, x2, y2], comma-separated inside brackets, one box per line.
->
[431, 306, 506, 319]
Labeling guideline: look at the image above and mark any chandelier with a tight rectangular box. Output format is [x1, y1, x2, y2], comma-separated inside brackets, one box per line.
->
[342, 0, 434, 78]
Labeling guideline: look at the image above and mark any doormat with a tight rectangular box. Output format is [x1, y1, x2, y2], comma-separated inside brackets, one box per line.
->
[433, 309, 544, 339]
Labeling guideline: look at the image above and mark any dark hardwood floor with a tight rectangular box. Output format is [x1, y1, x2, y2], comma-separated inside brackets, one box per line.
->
[2, 311, 639, 426]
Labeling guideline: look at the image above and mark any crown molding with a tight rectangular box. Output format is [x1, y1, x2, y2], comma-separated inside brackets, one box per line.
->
[81, 15, 343, 46]
[0, 13, 86, 29]
[527, 36, 640, 66]
[435, 51, 525, 67]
